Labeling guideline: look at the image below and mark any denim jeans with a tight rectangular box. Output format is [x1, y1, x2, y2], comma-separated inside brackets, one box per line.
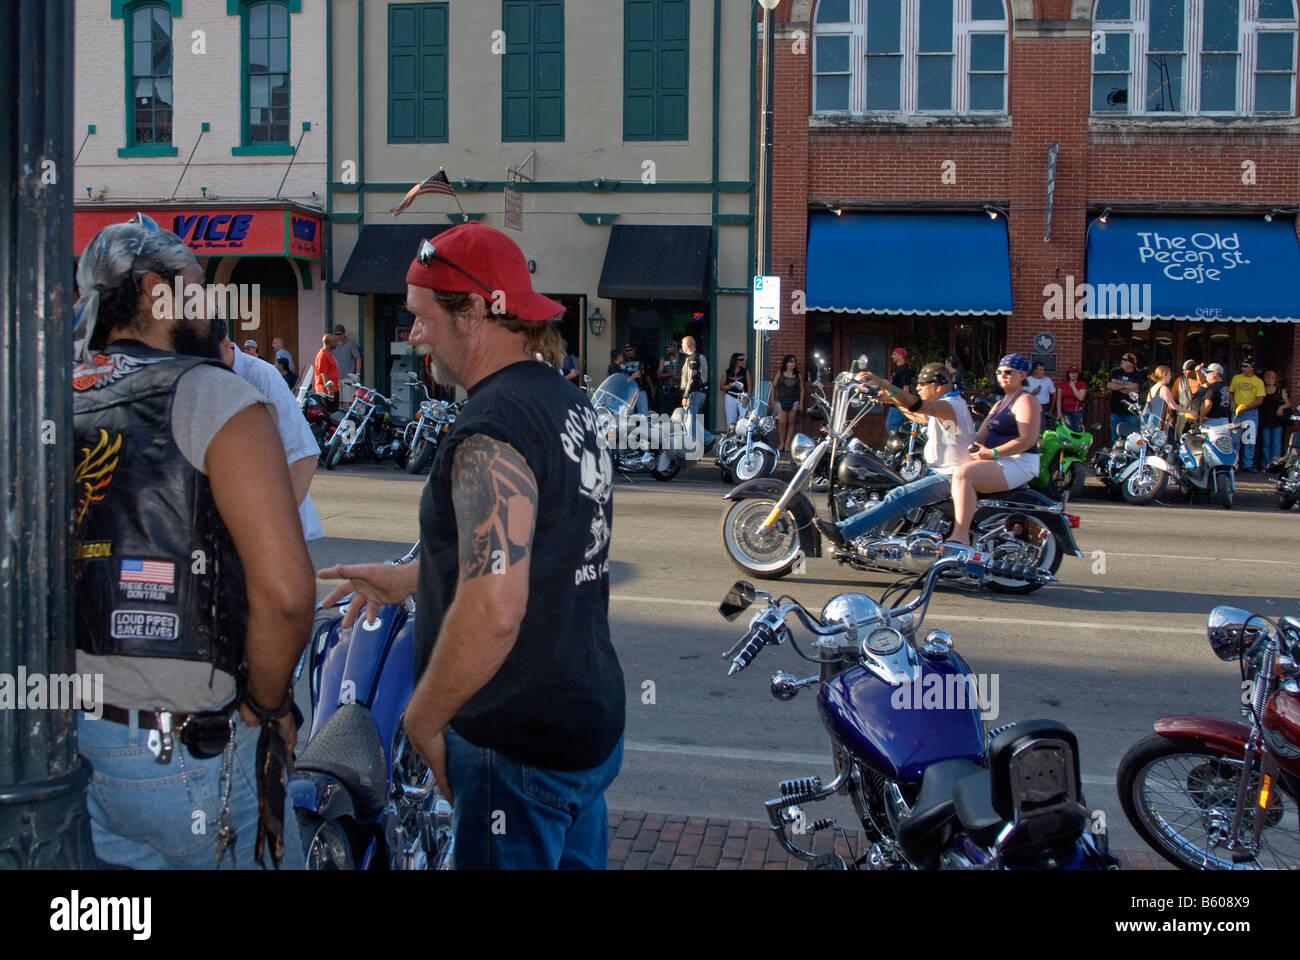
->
[1260, 426, 1283, 465]
[685, 391, 713, 445]
[1233, 409, 1258, 468]
[1061, 410, 1084, 432]
[444, 728, 623, 870]
[77, 711, 305, 870]
[838, 473, 952, 541]
[1110, 413, 1139, 446]
[885, 405, 905, 435]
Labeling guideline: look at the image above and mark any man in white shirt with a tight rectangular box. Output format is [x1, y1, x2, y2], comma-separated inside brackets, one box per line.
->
[817, 362, 975, 547]
[1026, 361, 1056, 418]
[218, 324, 323, 540]
[272, 336, 294, 374]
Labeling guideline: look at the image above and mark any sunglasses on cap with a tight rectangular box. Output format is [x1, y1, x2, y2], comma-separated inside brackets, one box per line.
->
[416, 239, 494, 295]
[916, 373, 949, 386]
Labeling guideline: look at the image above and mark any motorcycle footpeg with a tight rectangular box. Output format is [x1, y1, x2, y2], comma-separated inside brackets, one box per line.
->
[778, 776, 823, 805]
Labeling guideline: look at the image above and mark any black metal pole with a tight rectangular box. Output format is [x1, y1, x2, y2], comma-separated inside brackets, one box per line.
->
[0, 0, 99, 869]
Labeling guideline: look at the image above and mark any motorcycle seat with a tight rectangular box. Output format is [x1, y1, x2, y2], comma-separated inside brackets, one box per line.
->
[295, 702, 389, 816]
[894, 757, 986, 869]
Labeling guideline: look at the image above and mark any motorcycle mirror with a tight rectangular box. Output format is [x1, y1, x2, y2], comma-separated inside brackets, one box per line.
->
[1207, 605, 1267, 662]
[718, 581, 757, 621]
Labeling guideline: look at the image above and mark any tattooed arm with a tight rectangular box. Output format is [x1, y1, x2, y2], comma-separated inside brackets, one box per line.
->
[403, 434, 539, 794]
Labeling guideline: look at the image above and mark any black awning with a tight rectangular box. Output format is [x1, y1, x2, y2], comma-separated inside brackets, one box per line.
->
[597, 225, 712, 301]
[336, 223, 450, 295]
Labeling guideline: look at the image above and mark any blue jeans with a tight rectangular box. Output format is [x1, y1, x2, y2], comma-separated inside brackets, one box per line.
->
[77, 711, 305, 870]
[1261, 425, 1283, 464]
[838, 472, 952, 540]
[885, 406, 905, 435]
[444, 728, 623, 870]
[1062, 410, 1084, 432]
[1110, 413, 1139, 446]
[1233, 409, 1258, 468]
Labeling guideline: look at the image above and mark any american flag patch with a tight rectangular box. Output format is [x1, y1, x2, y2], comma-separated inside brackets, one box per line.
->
[119, 559, 175, 586]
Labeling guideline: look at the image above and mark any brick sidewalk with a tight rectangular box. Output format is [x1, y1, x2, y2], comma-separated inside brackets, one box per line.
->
[605, 809, 1174, 870]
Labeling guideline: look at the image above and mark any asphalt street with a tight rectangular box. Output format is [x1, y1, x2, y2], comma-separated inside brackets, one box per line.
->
[305, 462, 1300, 858]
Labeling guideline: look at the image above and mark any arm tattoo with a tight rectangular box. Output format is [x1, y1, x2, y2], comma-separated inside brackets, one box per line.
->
[450, 434, 538, 580]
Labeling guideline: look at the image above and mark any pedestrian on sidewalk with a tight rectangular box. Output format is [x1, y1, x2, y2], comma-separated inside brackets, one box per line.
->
[679, 336, 712, 449]
[314, 332, 339, 412]
[318, 222, 625, 870]
[1259, 370, 1291, 468]
[1230, 360, 1265, 471]
[886, 348, 912, 434]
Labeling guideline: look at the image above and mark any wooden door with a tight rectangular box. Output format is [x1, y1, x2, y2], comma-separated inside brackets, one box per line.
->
[836, 319, 896, 448]
[238, 293, 299, 372]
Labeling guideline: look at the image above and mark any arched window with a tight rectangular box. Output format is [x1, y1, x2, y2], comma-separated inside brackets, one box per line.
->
[127, 2, 173, 147]
[812, 0, 1008, 114]
[244, 0, 291, 144]
[1091, 0, 1297, 114]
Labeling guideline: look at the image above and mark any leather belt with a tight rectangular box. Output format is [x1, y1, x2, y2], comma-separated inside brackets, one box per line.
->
[99, 703, 202, 731]
[96, 701, 239, 764]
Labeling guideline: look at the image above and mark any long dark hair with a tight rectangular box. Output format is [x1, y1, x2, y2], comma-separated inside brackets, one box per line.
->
[727, 352, 746, 374]
[780, 354, 799, 379]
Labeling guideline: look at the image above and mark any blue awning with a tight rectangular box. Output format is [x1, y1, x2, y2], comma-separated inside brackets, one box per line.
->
[1086, 216, 1300, 323]
[806, 212, 1012, 316]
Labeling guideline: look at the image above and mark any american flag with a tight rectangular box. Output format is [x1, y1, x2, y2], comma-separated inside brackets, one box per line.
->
[120, 558, 174, 586]
[390, 171, 456, 217]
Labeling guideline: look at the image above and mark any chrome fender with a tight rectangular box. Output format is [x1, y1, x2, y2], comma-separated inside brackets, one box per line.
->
[1117, 455, 1172, 481]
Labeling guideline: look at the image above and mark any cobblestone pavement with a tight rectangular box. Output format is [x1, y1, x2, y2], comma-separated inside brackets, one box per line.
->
[605, 809, 1176, 870]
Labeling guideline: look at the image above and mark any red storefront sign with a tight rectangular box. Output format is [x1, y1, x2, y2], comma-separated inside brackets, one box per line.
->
[74, 206, 322, 261]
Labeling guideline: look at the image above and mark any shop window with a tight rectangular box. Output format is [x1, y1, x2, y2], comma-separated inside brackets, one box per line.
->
[624, 0, 689, 140]
[813, 0, 1008, 114]
[124, 2, 174, 151]
[502, 1, 565, 141]
[388, 4, 449, 143]
[240, 1, 292, 148]
[1092, 0, 1297, 114]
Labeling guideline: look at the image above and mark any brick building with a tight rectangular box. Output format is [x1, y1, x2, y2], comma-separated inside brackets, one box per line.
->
[763, 0, 1299, 440]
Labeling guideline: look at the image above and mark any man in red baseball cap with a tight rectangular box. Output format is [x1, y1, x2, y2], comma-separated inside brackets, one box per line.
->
[317, 222, 625, 869]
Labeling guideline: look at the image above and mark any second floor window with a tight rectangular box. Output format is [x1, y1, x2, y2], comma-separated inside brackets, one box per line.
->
[128, 3, 173, 145]
[389, 3, 449, 142]
[813, 0, 1009, 115]
[624, 0, 690, 140]
[1092, 0, 1297, 114]
[503, 1, 565, 141]
[245, 0, 291, 143]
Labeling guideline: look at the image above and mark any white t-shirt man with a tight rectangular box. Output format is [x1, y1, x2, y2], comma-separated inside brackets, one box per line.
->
[924, 393, 976, 477]
[1026, 374, 1056, 408]
[232, 346, 324, 540]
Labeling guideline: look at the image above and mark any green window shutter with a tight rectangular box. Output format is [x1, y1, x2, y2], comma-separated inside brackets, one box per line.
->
[502, 1, 564, 141]
[624, 0, 688, 140]
[389, 3, 448, 143]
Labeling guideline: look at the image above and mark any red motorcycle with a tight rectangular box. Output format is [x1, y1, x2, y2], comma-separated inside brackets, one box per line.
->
[1118, 605, 1300, 869]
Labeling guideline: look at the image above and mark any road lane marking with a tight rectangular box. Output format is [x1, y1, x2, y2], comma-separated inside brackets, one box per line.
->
[612, 594, 1202, 635]
[623, 740, 1112, 787]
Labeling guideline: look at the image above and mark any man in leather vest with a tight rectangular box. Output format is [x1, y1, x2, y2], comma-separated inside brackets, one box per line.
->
[71, 219, 315, 869]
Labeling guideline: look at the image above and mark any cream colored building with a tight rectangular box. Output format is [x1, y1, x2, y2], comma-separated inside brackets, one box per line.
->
[327, 0, 758, 426]
[73, 0, 328, 375]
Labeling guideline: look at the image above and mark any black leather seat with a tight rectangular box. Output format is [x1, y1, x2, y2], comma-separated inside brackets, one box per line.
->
[295, 702, 389, 815]
[895, 758, 986, 869]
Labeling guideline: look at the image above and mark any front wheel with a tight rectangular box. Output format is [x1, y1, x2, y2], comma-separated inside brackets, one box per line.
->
[324, 433, 345, 471]
[406, 434, 434, 474]
[1122, 461, 1167, 505]
[1068, 461, 1088, 497]
[898, 455, 926, 483]
[719, 497, 802, 580]
[734, 447, 776, 482]
[1216, 471, 1234, 510]
[298, 813, 356, 870]
[1117, 734, 1300, 870]
[651, 454, 682, 482]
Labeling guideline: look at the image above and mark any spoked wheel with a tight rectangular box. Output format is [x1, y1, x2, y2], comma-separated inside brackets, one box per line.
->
[1117, 734, 1300, 870]
[972, 512, 1061, 594]
[387, 724, 455, 870]
[719, 497, 802, 579]
[1122, 462, 1168, 505]
[734, 447, 777, 482]
[898, 455, 926, 483]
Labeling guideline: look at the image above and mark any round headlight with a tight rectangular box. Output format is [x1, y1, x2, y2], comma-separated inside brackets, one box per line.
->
[760, 416, 777, 433]
[791, 433, 815, 464]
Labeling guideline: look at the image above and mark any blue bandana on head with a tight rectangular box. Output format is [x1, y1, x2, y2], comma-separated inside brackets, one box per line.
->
[999, 353, 1031, 374]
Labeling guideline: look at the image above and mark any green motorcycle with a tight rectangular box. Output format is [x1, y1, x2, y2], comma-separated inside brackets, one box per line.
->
[1032, 416, 1092, 500]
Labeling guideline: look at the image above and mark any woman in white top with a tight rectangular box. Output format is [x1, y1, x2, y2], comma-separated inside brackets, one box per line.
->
[817, 363, 974, 546]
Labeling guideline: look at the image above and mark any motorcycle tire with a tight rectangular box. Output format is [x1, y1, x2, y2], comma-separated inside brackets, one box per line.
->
[719, 497, 802, 580]
[324, 434, 345, 471]
[1068, 462, 1088, 498]
[898, 455, 926, 484]
[974, 514, 1063, 595]
[1217, 472, 1234, 510]
[309, 421, 328, 456]
[406, 435, 434, 475]
[298, 812, 356, 870]
[1117, 733, 1300, 870]
[1278, 492, 1297, 511]
[734, 448, 776, 483]
[651, 456, 682, 482]
[1122, 463, 1167, 505]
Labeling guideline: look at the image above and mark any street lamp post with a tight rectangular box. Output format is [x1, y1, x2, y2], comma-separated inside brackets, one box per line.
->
[755, 0, 780, 406]
[0, 0, 100, 868]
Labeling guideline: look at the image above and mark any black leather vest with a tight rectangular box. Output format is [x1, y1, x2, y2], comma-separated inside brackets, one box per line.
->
[72, 342, 248, 674]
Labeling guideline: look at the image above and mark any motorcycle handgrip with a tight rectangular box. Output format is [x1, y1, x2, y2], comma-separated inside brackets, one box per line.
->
[728, 625, 773, 676]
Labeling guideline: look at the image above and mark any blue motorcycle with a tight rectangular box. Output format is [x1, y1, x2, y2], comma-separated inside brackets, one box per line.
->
[291, 543, 454, 870]
[719, 547, 1118, 870]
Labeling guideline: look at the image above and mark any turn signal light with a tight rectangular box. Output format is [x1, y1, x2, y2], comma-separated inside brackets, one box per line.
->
[1259, 774, 1272, 810]
[1066, 514, 1080, 528]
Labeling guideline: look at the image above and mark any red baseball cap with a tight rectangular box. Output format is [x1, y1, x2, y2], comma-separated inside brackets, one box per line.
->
[891, 347, 907, 359]
[405, 221, 564, 322]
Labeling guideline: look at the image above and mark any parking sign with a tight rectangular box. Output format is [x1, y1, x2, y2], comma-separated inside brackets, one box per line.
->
[753, 275, 780, 330]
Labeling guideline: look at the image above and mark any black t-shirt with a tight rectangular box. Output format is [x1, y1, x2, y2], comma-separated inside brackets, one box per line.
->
[892, 365, 913, 390]
[1109, 367, 1143, 414]
[1259, 388, 1285, 428]
[415, 361, 625, 771]
[1198, 382, 1232, 420]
